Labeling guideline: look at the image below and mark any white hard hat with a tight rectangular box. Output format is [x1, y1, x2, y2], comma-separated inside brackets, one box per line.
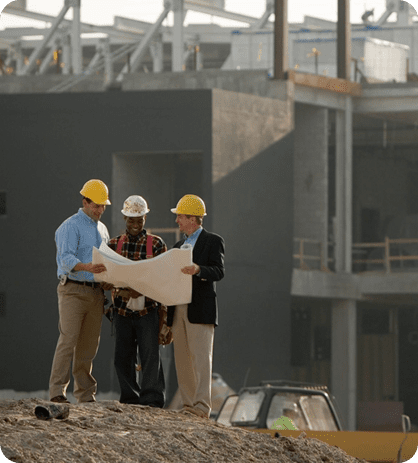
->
[121, 195, 150, 217]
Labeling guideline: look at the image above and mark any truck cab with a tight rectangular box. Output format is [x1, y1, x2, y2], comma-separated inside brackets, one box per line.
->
[216, 380, 343, 431]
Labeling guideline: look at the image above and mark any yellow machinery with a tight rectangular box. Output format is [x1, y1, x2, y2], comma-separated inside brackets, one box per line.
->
[215, 380, 418, 463]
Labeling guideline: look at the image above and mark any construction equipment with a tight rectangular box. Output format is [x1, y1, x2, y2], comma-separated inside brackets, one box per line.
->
[215, 380, 418, 463]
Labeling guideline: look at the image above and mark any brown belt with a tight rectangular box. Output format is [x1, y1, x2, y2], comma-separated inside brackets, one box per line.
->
[68, 279, 102, 289]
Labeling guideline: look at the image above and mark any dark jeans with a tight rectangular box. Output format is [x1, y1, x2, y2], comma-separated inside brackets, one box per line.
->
[113, 309, 165, 407]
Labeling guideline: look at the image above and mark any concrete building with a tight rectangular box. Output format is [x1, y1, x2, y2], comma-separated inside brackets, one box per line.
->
[1, 0, 418, 432]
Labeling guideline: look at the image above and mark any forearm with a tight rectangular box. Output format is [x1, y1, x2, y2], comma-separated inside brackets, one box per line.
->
[73, 262, 92, 272]
[73, 262, 107, 274]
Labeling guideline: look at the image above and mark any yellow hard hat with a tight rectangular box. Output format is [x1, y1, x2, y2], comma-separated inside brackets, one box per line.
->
[171, 194, 206, 216]
[80, 179, 111, 205]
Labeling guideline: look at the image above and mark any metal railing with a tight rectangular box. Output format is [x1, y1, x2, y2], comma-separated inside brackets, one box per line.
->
[352, 237, 418, 273]
[294, 237, 418, 274]
[293, 238, 331, 271]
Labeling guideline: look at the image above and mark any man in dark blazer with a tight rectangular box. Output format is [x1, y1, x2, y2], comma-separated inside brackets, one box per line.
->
[167, 194, 225, 418]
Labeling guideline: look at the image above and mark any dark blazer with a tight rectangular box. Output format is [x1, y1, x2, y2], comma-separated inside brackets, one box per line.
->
[167, 228, 225, 327]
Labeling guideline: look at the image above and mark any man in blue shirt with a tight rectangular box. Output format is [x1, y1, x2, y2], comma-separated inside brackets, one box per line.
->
[49, 179, 111, 404]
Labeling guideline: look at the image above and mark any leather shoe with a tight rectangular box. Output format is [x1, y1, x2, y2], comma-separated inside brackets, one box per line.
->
[50, 395, 70, 404]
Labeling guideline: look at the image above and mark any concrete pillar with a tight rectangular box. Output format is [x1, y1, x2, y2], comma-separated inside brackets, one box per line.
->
[331, 299, 357, 430]
[335, 97, 353, 273]
[172, 0, 184, 72]
[294, 104, 328, 269]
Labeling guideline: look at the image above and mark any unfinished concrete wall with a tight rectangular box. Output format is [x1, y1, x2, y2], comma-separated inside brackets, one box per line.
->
[111, 151, 204, 244]
[212, 88, 293, 183]
[294, 104, 329, 269]
[122, 69, 293, 103]
[211, 89, 294, 389]
[353, 149, 411, 242]
[0, 75, 106, 94]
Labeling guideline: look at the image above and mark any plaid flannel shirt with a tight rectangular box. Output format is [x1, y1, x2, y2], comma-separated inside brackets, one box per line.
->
[107, 229, 167, 318]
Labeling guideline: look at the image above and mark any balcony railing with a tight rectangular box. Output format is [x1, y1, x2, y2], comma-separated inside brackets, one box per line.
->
[352, 238, 418, 273]
[293, 238, 331, 271]
[294, 237, 418, 274]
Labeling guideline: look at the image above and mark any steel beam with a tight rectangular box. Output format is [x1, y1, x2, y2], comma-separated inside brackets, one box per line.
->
[273, 0, 288, 80]
[6, 41, 24, 74]
[62, 33, 71, 75]
[85, 46, 102, 75]
[48, 42, 138, 93]
[70, 0, 82, 74]
[183, 1, 270, 27]
[172, 0, 185, 72]
[337, 0, 351, 80]
[20, 2, 71, 75]
[38, 45, 56, 75]
[3, 5, 142, 41]
[101, 38, 113, 86]
[195, 45, 203, 70]
[251, 0, 274, 30]
[116, 6, 170, 82]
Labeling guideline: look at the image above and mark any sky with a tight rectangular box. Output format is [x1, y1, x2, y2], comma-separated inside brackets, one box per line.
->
[0, 0, 415, 32]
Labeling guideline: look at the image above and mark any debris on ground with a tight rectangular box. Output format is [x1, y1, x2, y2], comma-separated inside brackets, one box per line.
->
[0, 399, 366, 463]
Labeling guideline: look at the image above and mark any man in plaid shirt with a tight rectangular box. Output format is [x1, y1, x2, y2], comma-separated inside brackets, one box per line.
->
[106, 195, 166, 407]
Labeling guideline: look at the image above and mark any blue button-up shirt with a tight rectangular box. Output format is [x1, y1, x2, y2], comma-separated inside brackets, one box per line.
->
[183, 226, 203, 249]
[55, 208, 109, 282]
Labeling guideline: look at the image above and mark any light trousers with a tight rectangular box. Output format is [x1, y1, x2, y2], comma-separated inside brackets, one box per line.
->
[49, 281, 104, 402]
[172, 304, 214, 415]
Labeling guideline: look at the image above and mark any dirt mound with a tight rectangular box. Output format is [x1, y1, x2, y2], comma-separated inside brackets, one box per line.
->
[0, 399, 365, 463]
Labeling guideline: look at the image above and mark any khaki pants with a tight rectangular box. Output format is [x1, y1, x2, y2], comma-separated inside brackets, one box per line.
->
[172, 304, 214, 416]
[49, 281, 104, 402]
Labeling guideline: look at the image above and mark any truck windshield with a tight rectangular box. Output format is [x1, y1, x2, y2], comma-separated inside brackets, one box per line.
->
[266, 392, 338, 431]
[230, 390, 265, 423]
[216, 395, 238, 426]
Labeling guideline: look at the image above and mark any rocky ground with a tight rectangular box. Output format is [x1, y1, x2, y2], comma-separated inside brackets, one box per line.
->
[0, 399, 366, 463]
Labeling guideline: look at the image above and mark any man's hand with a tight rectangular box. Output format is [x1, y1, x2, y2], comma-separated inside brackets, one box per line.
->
[181, 264, 200, 276]
[101, 282, 114, 291]
[73, 262, 107, 274]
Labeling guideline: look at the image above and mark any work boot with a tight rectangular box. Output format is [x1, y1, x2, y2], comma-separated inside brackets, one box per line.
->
[50, 395, 70, 404]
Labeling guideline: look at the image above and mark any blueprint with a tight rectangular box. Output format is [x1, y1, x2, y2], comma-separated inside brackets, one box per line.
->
[92, 242, 192, 306]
